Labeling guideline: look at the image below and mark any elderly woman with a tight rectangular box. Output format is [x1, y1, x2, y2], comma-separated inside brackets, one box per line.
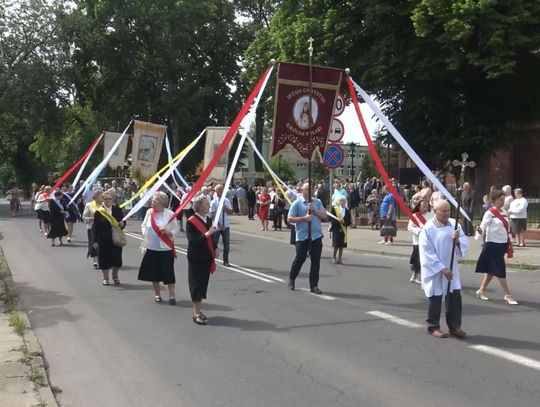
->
[407, 200, 433, 283]
[379, 185, 397, 245]
[365, 189, 380, 230]
[83, 189, 103, 269]
[475, 190, 518, 305]
[186, 194, 217, 325]
[92, 191, 126, 286]
[138, 191, 180, 304]
[258, 187, 271, 231]
[35, 185, 51, 234]
[508, 188, 528, 247]
[330, 195, 351, 264]
[47, 190, 68, 246]
[62, 184, 79, 243]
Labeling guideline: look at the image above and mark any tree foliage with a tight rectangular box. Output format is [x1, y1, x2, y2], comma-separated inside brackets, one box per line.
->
[243, 0, 540, 167]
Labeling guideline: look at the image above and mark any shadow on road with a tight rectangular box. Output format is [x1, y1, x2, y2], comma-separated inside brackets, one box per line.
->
[209, 316, 287, 332]
[468, 334, 540, 351]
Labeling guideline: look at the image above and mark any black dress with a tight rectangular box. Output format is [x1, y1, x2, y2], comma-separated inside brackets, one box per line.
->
[47, 199, 68, 239]
[92, 206, 125, 270]
[62, 193, 79, 223]
[330, 206, 351, 248]
[186, 215, 214, 302]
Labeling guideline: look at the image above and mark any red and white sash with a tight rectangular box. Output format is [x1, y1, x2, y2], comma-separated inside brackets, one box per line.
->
[488, 207, 513, 258]
[414, 212, 427, 226]
[188, 215, 216, 273]
[150, 209, 176, 258]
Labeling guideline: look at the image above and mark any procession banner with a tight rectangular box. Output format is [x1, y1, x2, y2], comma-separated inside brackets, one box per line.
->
[120, 128, 206, 211]
[168, 63, 275, 223]
[132, 120, 166, 181]
[52, 134, 103, 191]
[204, 127, 231, 184]
[345, 76, 420, 227]
[271, 62, 342, 161]
[350, 77, 470, 221]
[103, 131, 129, 169]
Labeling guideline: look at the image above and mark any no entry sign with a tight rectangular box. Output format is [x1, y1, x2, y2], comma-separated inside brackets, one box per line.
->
[323, 143, 344, 169]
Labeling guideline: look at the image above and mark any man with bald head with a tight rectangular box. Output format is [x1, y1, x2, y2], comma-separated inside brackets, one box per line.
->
[210, 184, 234, 267]
[419, 199, 469, 339]
[288, 182, 328, 294]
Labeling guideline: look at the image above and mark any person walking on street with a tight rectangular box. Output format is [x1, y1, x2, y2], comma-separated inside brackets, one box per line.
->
[460, 182, 474, 236]
[475, 190, 518, 305]
[508, 188, 528, 248]
[419, 200, 469, 339]
[186, 194, 218, 325]
[47, 189, 69, 246]
[83, 189, 103, 269]
[407, 200, 433, 283]
[330, 196, 351, 264]
[138, 192, 180, 305]
[287, 182, 328, 295]
[347, 183, 360, 228]
[379, 185, 397, 245]
[247, 186, 257, 220]
[210, 184, 233, 267]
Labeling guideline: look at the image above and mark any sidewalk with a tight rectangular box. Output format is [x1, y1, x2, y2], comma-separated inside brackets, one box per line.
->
[229, 215, 540, 270]
[0, 250, 58, 407]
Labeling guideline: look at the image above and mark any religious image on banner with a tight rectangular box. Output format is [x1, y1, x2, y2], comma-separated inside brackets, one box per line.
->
[271, 62, 342, 161]
[132, 120, 166, 181]
[103, 131, 129, 169]
[204, 127, 233, 184]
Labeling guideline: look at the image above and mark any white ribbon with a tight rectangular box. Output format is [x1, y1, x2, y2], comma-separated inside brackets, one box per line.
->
[165, 134, 189, 189]
[121, 128, 206, 221]
[72, 133, 104, 188]
[69, 120, 132, 205]
[212, 64, 275, 227]
[350, 78, 470, 221]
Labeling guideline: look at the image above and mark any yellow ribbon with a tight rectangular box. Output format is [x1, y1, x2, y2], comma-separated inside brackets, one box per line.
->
[97, 207, 120, 228]
[334, 205, 348, 245]
[268, 171, 292, 205]
[120, 137, 199, 208]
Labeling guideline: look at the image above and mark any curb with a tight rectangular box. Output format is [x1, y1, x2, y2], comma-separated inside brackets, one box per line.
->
[1, 250, 60, 407]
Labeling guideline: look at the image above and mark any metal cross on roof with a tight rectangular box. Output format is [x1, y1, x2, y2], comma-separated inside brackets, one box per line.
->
[452, 152, 476, 187]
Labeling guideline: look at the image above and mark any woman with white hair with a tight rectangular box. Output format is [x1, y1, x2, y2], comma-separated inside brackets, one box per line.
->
[138, 191, 180, 304]
[82, 189, 104, 269]
[502, 185, 513, 211]
[508, 188, 528, 247]
[186, 194, 217, 325]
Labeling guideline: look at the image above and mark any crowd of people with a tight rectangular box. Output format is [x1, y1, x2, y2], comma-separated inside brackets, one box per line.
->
[4, 175, 534, 334]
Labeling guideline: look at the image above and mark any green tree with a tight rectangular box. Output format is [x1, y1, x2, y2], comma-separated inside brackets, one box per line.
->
[243, 0, 540, 169]
[266, 155, 295, 181]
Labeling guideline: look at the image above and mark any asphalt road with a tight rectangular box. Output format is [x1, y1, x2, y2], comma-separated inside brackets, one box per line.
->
[1, 207, 539, 407]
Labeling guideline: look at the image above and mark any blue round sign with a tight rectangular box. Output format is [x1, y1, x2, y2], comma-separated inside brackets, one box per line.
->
[323, 143, 344, 169]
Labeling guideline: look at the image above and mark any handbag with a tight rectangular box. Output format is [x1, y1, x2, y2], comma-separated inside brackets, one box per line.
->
[380, 218, 397, 237]
[111, 226, 127, 247]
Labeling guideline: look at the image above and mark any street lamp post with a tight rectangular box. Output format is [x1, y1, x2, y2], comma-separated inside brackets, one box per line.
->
[349, 142, 356, 181]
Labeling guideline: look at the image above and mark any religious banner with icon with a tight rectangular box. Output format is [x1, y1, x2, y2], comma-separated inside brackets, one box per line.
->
[103, 132, 129, 169]
[132, 120, 166, 181]
[204, 127, 233, 183]
[271, 62, 342, 161]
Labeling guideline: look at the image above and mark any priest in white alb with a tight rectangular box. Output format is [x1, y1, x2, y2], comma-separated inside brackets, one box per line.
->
[419, 199, 469, 339]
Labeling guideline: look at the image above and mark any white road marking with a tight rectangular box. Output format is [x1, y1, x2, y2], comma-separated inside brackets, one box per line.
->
[367, 310, 540, 373]
[366, 311, 424, 328]
[297, 288, 337, 300]
[469, 345, 540, 372]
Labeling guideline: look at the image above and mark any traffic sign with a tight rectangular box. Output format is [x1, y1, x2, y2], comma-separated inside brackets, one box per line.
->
[333, 92, 345, 116]
[323, 143, 344, 169]
[327, 118, 345, 143]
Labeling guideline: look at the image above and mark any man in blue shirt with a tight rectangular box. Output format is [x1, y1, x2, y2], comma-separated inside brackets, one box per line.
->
[379, 185, 397, 245]
[287, 182, 328, 294]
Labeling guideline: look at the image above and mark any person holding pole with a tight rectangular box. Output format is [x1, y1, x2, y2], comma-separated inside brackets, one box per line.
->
[419, 199, 469, 338]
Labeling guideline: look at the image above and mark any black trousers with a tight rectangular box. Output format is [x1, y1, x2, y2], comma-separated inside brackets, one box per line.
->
[273, 210, 283, 230]
[462, 210, 473, 235]
[427, 290, 462, 332]
[248, 205, 255, 219]
[289, 237, 323, 288]
[213, 227, 230, 264]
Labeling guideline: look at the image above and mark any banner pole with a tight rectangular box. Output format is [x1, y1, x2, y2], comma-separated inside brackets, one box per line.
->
[308, 37, 314, 242]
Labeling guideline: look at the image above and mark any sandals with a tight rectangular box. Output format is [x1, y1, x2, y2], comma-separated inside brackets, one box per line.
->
[504, 295, 518, 305]
[113, 279, 120, 286]
[102, 279, 110, 286]
[476, 290, 489, 301]
[154, 296, 162, 303]
[193, 315, 207, 325]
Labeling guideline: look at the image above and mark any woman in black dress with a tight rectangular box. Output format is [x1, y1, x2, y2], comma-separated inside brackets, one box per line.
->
[247, 186, 257, 220]
[186, 194, 217, 325]
[92, 191, 126, 286]
[330, 195, 351, 264]
[47, 190, 68, 246]
[62, 184, 79, 243]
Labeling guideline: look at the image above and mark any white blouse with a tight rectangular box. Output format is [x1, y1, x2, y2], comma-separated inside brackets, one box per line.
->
[508, 197, 528, 219]
[479, 209, 510, 244]
[407, 211, 434, 245]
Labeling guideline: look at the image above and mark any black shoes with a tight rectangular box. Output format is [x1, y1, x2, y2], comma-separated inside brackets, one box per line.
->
[288, 279, 295, 291]
[310, 287, 322, 295]
[223, 262, 231, 267]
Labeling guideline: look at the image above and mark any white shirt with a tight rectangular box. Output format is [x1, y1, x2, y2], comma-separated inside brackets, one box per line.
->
[407, 211, 434, 245]
[503, 195, 514, 211]
[210, 196, 232, 229]
[34, 192, 49, 211]
[141, 208, 179, 251]
[480, 209, 510, 243]
[508, 197, 528, 219]
[419, 218, 469, 297]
